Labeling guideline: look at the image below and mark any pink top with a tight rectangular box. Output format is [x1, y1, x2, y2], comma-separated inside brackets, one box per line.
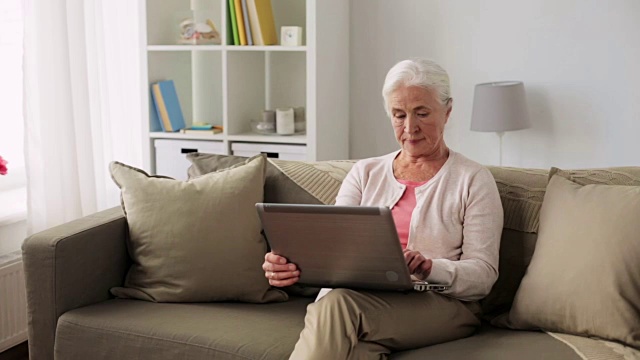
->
[391, 179, 428, 250]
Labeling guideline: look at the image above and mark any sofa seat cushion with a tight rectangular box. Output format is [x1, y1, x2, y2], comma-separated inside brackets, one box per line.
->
[55, 297, 313, 360]
[391, 323, 581, 360]
[55, 299, 585, 360]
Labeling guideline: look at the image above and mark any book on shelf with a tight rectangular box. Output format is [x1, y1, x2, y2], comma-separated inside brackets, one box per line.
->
[149, 99, 162, 131]
[225, 4, 233, 45]
[246, 0, 277, 45]
[246, 0, 262, 45]
[150, 80, 186, 132]
[180, 126, 223, 135]
[228, 0, 240, 45]
[233, 0, 248, 45]
[241, 0, 253, 45]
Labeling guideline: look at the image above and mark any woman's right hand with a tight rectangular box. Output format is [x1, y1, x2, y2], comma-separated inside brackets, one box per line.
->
[263, 252, 300, 287]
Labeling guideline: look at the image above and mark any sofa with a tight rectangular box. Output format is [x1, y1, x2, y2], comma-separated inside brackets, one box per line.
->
[22, 154, 640, 360]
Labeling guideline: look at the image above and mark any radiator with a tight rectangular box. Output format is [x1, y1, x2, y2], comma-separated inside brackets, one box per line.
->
[0, 250, 27, 352]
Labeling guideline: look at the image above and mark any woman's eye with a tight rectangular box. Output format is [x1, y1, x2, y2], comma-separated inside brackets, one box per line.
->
[418, 113, 429, 118]
[395, 114, 406, 119]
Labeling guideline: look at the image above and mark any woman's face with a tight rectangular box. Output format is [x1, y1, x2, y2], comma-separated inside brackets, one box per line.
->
[388, 85, 452, 158]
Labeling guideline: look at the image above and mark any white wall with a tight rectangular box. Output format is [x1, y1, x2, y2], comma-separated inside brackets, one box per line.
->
[0, 186, 27, 256]
[0, 221, 26, 255]
[349, 0, 640, 168]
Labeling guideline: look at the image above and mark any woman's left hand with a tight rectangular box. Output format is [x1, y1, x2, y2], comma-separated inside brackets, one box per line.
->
[403, 249, 433, 280]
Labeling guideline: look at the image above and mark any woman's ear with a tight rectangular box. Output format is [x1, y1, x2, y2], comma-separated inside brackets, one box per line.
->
[445, 98, 453, 123]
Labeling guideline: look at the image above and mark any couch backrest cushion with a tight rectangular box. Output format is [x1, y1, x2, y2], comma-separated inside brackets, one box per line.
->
[188, 154, 541, 310]
[480, 167, 548, 315]
[486, 167, 549, 233]
[187, 153, 356, 205]
[186, 154, 640, 319]
[550, 166, 640, 186]
[480, 229, 539, 316]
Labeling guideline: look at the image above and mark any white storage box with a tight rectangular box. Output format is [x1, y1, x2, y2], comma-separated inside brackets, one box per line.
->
[154, 139, 226, 180]
[231, 142, 307, 161]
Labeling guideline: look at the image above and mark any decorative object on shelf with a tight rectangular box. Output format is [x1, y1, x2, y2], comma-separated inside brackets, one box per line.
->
[470, 81, 531, 166]
[250, 119, 276, 135]
[0, 155, 7, 175]
[250, 108, 305, 136]
[294, 106, 306, 132]
[262, 110, 276, 125]
[251, 110, 284, 135]
[151, 80, 186, 132]
[281, 26, 303, 46]
[276, 107, 295, 135]
[178, 17, 221, 45]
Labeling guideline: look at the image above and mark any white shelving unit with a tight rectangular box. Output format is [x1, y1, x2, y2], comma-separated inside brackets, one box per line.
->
[139, 0, 349, 177]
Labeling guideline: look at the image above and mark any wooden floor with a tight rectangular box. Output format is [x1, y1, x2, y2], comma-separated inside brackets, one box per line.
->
[0, 342, 28, 360]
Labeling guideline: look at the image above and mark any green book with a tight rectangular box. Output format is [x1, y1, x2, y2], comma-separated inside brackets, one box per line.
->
[226, 1, 233, 45]
[228, 0, 240, 45]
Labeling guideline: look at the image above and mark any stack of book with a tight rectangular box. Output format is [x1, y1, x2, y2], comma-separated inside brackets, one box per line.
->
[180, 124, 224, 135]
[228, 0, 277, 46]
[150, 80, 223, 135]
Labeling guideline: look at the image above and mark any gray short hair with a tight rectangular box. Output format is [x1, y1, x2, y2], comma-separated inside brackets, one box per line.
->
[382, 58, 451, 117]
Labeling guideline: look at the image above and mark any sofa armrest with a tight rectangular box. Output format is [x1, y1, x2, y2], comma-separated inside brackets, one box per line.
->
[22, 207, 129, 360]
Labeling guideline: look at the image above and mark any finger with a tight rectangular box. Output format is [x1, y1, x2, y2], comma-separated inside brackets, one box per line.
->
[408, 255, 425, 273]
[404, 251, 417, 266]
[265, 252, 288, 265]
[403, 250, 414, 262]
[262, 262, 297, 272]
[407, 258, 419, 273]
[411, 259, 432, 280]
[418, 259, 433, 276]
[269, 277, 300, 287]
[264, 270, 300, 281]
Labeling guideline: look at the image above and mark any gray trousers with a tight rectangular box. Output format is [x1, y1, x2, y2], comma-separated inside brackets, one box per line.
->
[289, 288, 481, 360]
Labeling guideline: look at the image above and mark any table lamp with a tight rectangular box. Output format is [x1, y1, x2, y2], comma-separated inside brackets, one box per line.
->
[470, 81, 531, 166]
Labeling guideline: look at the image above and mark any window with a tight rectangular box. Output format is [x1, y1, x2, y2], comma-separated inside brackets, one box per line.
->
[0, 0, 25, 190]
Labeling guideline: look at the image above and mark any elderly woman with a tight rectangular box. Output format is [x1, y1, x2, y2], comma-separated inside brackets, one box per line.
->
[263, 58, 503, 359]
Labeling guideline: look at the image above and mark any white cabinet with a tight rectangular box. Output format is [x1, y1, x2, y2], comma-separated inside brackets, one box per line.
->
[231, 142, 306, 160]
[140, 0, 349, 176]
[154, 139, 225, 180]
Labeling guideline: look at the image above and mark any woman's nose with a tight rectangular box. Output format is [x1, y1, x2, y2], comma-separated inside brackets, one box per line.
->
[404, 114, 419, 133]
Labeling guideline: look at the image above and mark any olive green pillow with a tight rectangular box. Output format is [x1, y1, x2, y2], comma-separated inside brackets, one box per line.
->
[496, 174, 640, 347]
[109, 155, 287, 303]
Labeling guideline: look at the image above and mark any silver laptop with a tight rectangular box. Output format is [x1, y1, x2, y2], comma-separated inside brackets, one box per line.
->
[256, 203, 450, 292]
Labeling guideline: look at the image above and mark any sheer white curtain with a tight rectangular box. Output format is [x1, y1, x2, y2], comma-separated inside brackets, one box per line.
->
[23, 0, 144, 234]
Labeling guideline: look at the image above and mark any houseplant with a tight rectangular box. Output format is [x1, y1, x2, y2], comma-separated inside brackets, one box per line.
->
[0, 155, 7, 175]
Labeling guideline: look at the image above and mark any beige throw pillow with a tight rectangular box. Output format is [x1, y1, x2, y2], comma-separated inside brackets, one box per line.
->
[109, 155, 287, 303]
[499, 174, 640, 347]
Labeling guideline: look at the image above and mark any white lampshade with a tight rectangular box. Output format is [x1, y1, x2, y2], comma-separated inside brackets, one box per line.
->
[470, 81, 531, 132]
